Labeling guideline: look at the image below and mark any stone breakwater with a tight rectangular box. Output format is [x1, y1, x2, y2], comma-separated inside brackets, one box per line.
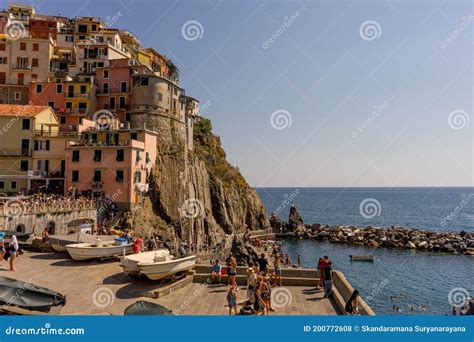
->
[287, 224, 474, 255]
[270, 206, 474, 255]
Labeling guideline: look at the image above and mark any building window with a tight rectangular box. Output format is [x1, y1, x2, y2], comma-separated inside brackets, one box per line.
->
[140, 77, 149, 86]
[36, 84, 42, 93]
[78, 102, 87, 110]
[0, 181, 4, 189]
[32, 58, 38, 67]
[22, 119, 30, 130]
[72, 150, 80, 162]
[121, 81, 127, 92]
[134, 171, 141, 183]
[20, 160, 28, 171]
[72, 170, 79, 182]
[119, 96, 126, 109]
[78, 24, 87, 33]
[66, 102, 72, 109]
[158, 92, 163, 102]
[93, 170, 101, 182]
[109, 97, 115, 109]
[116, 149, 124, 161]
[33, 43, 39, 51]
[125, 112, 131, 122]
[80, 85, 87, 94]
[93, 150, 102, 162]
[102, 83, 108, 94]
[92, 24, 97, 31]
[116, 170, 124, 182]
[103, 70, 108, 79]
[0, 43, 5, 51]
[14, 92, 21, 100]
[48, 101, 54, 108]
[0, 72, 5, 84]
[0, 57, 7, 64]
[34, 140, 50, 151]
[20, 42, 26, 50]
[11, 181, 16, 189]
[56, 84, 62, 93]
[60, 116, 66, 124]
[131, 132, 137, 140]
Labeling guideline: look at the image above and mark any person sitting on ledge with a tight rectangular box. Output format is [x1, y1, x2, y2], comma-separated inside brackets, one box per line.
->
[345, 290, 360, 315]
[210, 259, 222, 284]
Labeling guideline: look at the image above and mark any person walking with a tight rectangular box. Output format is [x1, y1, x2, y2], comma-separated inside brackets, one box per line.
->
[8, 235, 19, 271]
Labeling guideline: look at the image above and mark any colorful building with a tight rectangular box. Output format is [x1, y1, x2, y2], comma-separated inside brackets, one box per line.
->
[0, 104, 66, 194]
[65, 122, 157, 209]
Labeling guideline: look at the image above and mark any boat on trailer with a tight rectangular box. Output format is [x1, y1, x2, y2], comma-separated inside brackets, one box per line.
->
[66, 238, 132, 261]
[121, 250, 196, 280]
[49, 233, 117, 252]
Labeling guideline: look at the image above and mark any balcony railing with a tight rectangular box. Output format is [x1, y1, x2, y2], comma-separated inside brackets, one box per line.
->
[65, 92, 89, 98]
[0, 199, 96, 216]
[12, 64, 31, 71]
[0, 148, 32, 156]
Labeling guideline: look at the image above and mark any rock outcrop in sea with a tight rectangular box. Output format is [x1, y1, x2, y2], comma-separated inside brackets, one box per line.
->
[270, 206, 474, 255]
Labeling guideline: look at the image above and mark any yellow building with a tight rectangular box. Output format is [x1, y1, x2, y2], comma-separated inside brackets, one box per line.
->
[0, 104, 67, 194]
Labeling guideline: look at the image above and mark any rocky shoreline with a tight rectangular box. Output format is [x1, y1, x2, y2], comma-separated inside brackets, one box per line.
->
[269, 206, 474, 256]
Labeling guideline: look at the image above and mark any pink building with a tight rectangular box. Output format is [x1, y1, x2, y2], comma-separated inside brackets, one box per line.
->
[95, 58, 148, 123]
[64, 125, 157, 209]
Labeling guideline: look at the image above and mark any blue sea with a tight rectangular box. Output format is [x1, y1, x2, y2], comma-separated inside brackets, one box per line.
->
[256, 188, 474, 315]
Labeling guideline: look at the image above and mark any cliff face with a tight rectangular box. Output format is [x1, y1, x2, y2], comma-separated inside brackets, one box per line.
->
[130, 113, 269, 250]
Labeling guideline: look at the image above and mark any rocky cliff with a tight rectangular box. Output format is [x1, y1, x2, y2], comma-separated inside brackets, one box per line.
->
[129, 114, 269, 251]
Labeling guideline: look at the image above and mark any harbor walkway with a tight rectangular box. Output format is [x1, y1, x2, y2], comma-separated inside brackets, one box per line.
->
[2, 251, 337, 315]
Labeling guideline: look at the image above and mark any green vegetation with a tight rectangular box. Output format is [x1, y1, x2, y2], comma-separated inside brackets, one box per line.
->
[194, 117, 247, 188]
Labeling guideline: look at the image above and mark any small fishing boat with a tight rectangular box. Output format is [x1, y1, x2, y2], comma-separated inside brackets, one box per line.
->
[49, 233, 117, 252]
[124, 301, 173, 315]
[0, 276, 66, 314]
[0, 230, 31, 242]
[66, 238, 132, 261]
[349, 255, 375, 262]
[121, 250, 196, 280]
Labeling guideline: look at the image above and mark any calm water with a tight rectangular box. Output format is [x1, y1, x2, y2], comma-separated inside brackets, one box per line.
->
[256, 188, 474, 315]
[256, 187, 474, 232]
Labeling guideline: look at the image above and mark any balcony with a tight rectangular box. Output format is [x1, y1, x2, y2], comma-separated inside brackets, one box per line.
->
[65, 92, 89, 99]
[0, 148, 32, 156]
[26, 170, 64, 179]
[11, 64, 31, 71]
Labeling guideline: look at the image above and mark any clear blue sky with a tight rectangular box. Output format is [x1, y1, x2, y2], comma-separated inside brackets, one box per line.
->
[15, 0, 473, 187]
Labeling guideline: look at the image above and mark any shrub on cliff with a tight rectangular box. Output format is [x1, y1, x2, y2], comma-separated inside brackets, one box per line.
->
[194, 117, 246, 188]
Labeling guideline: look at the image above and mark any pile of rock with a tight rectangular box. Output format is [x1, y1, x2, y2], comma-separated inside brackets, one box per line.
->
[269, 207, 474, 255]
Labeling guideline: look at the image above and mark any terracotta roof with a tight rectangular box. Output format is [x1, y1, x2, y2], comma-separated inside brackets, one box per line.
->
[0, 105, 50, 117]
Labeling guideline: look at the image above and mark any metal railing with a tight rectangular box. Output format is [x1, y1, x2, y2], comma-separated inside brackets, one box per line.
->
[0, 199, 96, 216]
[0, 148, 32, 156]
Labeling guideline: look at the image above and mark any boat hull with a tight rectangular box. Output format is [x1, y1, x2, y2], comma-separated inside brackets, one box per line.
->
[120, 250, 171, 276]
[66, 243, 133, 260]
[139, 255, 197, 280]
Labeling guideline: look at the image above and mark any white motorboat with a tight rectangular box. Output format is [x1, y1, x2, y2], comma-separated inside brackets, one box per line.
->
[121, 250, 196, 280]
[66, 238, 132, 260]
[49, 233, 117, 252]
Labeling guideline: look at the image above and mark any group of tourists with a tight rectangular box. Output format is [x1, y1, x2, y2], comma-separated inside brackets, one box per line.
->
[209, 252, 288, 315]
[0, 232, 19, 272]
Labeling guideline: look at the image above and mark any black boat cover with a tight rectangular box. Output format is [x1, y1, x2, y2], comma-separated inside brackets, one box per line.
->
[124, 301, 173, 316]
[0, 276, 66, 312]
